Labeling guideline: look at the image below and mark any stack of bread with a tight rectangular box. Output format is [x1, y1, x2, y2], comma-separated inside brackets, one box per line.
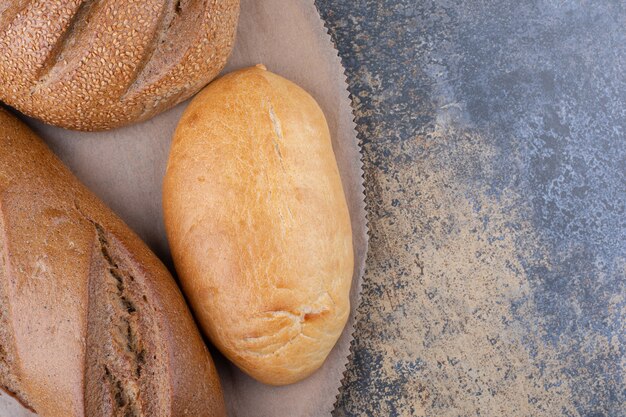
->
[0, 2, 354, 416]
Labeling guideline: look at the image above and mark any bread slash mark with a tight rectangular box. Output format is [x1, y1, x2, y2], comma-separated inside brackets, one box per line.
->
[33, 0, 101, 90]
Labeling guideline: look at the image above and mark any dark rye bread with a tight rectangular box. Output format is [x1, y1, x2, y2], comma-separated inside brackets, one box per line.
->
[0, 0, 239, 131]
[0, 109, 226, 417]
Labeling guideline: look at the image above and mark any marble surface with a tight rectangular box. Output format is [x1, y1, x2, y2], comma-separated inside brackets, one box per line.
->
[316, 1, 626, 416]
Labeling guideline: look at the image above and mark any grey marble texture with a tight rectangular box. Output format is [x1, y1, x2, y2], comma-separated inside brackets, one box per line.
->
[316, 1, 626, 416]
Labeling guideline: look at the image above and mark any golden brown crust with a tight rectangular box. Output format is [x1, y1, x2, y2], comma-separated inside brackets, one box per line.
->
[163, 66, 354, 385]
[0, 0, 239, 131]
[0, 108, 226, 417]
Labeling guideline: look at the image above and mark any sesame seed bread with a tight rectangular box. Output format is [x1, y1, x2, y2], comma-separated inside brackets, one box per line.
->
[0, 108, 226, 417]
[163, 66, 354, 385]
[0, 0, 239, 131]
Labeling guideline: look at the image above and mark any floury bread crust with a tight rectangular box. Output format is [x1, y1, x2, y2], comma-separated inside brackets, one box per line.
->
[0, 0, 239, 131]
[0, 109, 226, 417]
[163, 66, 354, 386]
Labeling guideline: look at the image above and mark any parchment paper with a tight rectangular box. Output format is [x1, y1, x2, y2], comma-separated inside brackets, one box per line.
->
[5, 1, 367, 416]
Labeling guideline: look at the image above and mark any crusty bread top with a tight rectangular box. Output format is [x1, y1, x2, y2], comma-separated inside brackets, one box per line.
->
[164, 66, 354, 385]
[0, 108, 225, 417]
[0, 0, 239, 131]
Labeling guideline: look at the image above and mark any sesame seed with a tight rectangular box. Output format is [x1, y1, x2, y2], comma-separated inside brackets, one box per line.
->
[0, 0, 240, 131]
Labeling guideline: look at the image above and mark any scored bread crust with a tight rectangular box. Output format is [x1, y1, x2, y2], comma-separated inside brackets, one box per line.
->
[163, 66, 354, 385]
[0, 0, 239, 131]
[0, 108, 226, 417]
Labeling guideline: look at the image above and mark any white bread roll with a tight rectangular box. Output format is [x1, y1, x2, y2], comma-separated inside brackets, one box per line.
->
[163, 66, 354, 385]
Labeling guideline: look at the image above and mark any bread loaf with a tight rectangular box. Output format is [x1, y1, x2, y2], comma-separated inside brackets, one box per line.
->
[0, 0, 239, 131]
[163, 66, 354, 385]
[0, 108, 225, 417]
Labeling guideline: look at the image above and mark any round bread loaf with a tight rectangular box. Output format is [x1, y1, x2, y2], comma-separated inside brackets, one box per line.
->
[163, 66, 354, 385]
[0, 0, 239, 131]
[0, 108, 226, 417]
